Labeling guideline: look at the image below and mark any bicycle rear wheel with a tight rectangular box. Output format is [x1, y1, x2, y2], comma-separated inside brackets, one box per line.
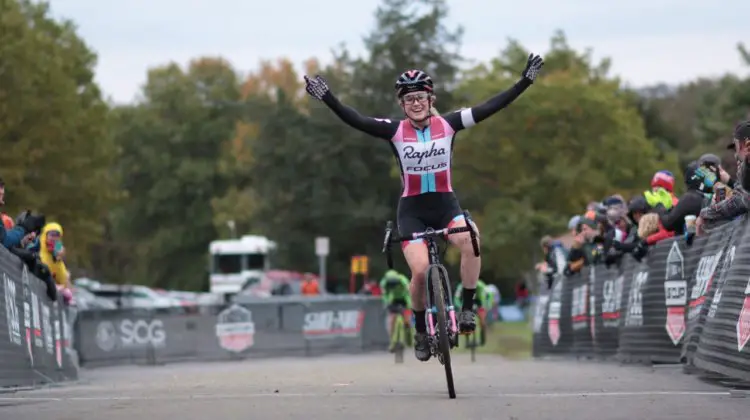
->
[430, 265, 456, 399]
[394, 315, 404, 364]
[470, 329, 477, 363]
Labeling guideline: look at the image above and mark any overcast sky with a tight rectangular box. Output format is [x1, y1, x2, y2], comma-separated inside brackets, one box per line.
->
[49, 0, 750, 104]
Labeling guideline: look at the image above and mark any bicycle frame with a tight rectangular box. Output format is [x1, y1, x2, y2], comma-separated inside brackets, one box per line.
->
[423, 237, 459, 338]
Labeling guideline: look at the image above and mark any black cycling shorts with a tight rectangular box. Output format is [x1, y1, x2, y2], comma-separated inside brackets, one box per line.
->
[388, 298, 409, 313]
[397, 192, 463, 246]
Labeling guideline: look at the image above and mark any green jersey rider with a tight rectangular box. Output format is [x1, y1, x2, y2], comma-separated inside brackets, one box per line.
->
[380, 270, 413, 351]
[454, 279, 491, 315]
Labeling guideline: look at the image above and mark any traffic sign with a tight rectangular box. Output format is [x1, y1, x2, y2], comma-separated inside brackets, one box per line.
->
[315, 237, 329, 257]
[350, 255, 369, 275]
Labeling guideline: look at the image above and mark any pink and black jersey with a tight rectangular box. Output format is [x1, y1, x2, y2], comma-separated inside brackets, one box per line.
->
[320, 78, 532, 198]
[389, 114, 472, 197]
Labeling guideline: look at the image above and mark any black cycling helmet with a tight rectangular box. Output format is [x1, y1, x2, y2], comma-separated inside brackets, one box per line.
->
[394, 69, 434, 98]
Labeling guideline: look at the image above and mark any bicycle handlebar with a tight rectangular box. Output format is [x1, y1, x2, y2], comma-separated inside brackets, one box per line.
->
[381, 210, 481, 270]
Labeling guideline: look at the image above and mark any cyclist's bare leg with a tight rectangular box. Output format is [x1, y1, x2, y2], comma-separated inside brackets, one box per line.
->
[402, 240, 431, 361]
[403, 241, 429, 312]
[447, 217, 481, 332]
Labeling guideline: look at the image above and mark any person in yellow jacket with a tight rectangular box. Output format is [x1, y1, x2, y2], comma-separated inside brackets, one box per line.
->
[35, 222, 70, 289]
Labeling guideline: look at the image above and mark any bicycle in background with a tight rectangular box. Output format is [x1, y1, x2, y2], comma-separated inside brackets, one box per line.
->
[464, 304, 487, 363]
[386, 303, 412, 363]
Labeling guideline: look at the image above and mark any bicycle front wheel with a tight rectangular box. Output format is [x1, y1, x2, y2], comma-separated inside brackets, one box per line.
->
[430, 265, 456, 399]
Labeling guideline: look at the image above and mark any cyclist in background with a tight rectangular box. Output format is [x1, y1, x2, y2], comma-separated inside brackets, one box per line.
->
[304, 54, 544, 362]
[380, 269, 413, 352]
[455, 279, 491, 343]
[486, 283, 501, 323]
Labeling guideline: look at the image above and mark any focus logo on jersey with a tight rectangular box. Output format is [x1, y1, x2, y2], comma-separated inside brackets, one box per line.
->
[399, 137, 451, 174]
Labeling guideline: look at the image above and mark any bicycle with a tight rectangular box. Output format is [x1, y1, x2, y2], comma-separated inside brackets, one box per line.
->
[382, 210, 480, 399]
[387, 304, 412, 364]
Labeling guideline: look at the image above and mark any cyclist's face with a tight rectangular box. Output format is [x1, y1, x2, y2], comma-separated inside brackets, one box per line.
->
[400, 92, 430, 121]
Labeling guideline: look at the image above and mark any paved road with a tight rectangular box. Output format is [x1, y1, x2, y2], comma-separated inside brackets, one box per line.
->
[0, 353, 746, 420]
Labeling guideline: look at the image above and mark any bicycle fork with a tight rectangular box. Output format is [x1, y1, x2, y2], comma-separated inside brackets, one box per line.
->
[425, 266, 459, 337]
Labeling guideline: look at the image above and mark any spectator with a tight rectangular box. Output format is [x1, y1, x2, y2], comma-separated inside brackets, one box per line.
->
[1, 210, 45, 249]
[611, 195, 652, 261]
[648, 170, 679, 207]
[567, 215, 581, 237]
[640, 160, 714, 245]
[359, 278, 382, 296]
[536, 235, 567, 289]
[564, 212, 601, 277]
[0, 178, 13, 229]
[3, 211, 56, 301]
[697, 121, 750, 234]
[599, 196, 632, 267]
[699, 153, 737, 188]
[514, 281, 530, 308]
[301, 274, 320, 295]
[29, 222, 70, 290]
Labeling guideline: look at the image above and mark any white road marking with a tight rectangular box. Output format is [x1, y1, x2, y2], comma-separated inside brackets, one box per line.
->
[0, 390, 730, 402]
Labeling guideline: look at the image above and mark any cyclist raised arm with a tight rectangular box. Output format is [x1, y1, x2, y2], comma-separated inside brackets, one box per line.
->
[303, 53, 544, 140]
[304, 54, 544, 363]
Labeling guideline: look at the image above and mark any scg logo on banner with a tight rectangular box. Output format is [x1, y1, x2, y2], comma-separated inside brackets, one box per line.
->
[95, 319, 166, 352]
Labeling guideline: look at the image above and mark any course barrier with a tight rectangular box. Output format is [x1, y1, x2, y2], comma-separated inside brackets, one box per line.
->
[74, 295, 390, 367]
[532, 216, 750, 385]
[0, 246, 78, 389]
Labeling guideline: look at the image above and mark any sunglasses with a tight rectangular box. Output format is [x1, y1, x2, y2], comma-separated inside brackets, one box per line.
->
[401, 92, 430, 104]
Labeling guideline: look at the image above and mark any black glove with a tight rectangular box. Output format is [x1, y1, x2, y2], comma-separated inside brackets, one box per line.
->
[304, 75, 330, 101]
[18, 213, 45, 234]
[632, 239, 648, 262]
[30, 259, 56, 301]
[9, 247, 37, 265]
[522, 54, 544, 82]
[604, 248, 620, 268]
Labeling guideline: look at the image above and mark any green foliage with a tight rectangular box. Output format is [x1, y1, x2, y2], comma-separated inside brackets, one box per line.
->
[6, 0, 750, 292]
[450, 32, 679, 282]
[108, 58, 240, 289]
[237, 0, 466, 288]
[0, 0, 117, 268]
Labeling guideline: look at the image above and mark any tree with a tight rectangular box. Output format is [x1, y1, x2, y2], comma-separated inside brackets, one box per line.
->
[241, 0, 466, 287]
[110, 58, 240, 289]
[0, 0, 118, 268]
[347, 0, 464, 116]
[449, 32, 679, 289]
[211, 58, 308, 239]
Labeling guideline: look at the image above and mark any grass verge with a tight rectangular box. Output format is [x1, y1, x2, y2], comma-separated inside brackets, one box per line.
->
[455, 321, 533, 360]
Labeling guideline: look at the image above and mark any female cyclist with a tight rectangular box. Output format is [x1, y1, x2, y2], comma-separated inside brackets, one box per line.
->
[303, 53, 544, 361]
